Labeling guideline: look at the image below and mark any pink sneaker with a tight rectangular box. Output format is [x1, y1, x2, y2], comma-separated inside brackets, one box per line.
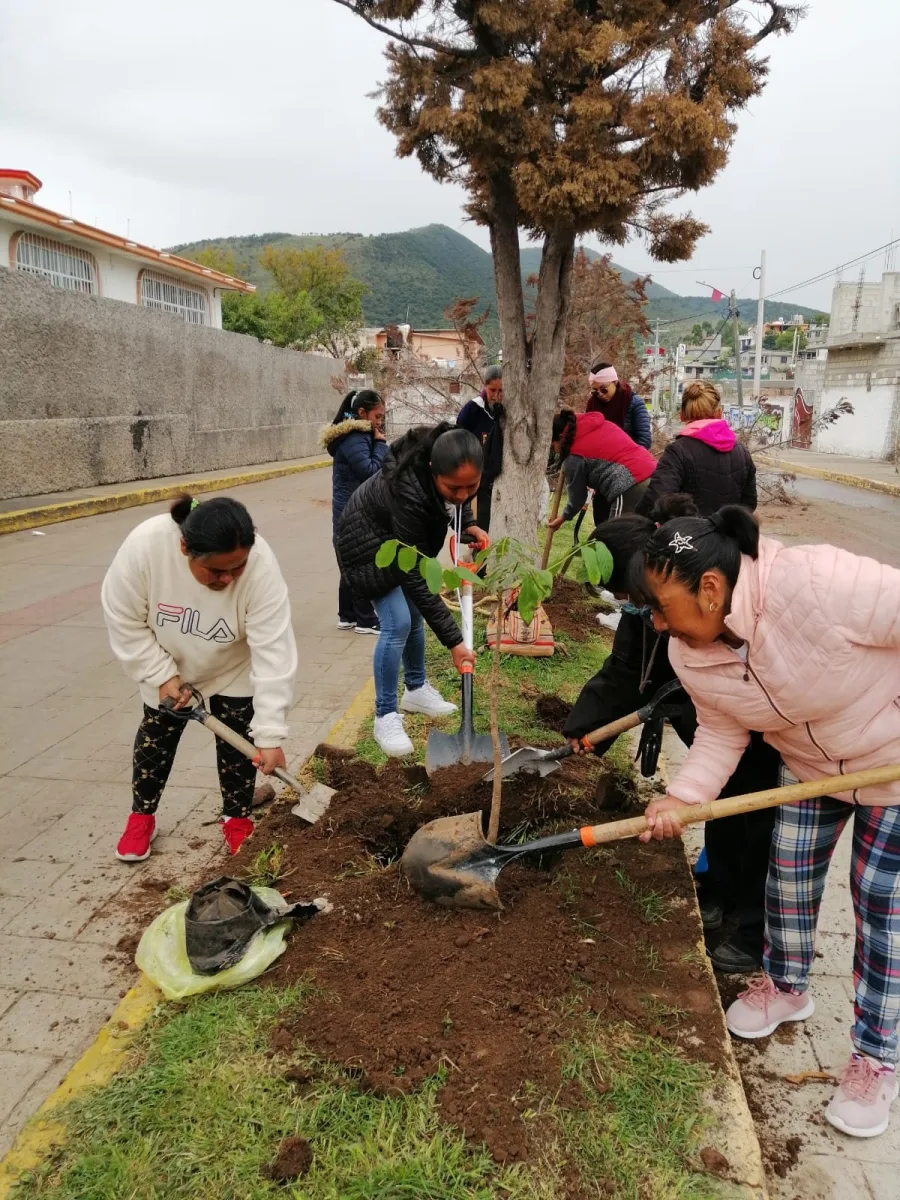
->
[826, 1055, 899, 1138]
[725, 974, 815, 1039]
[116, 813, 157, 862]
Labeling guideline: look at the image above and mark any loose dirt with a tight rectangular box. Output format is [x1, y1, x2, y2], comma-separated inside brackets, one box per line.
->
[539, 577, 593, 641]
[224, 744, 725, 1165]
[262, 1135, 313, 1181]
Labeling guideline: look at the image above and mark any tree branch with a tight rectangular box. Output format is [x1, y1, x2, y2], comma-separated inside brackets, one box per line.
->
[329, 0, 474, 56]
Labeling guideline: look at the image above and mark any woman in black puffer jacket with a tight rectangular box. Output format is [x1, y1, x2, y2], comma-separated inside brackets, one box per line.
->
[337, 423, 487, 758]
[636, 380, 756, 517]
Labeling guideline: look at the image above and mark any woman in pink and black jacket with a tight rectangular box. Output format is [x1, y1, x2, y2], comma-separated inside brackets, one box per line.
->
[636, 505, 900, 1140]
[637, 380, 755, 517]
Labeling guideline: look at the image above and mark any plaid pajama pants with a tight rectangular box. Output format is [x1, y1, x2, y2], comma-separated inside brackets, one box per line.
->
[764, 766, 900, 1063]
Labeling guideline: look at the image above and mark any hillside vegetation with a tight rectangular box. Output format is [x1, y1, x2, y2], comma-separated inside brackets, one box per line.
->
[171, 224, 823, 343]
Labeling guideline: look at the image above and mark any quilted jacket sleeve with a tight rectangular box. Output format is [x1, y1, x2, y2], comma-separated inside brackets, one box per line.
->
[635, 443, 684, 517]
[665, 692, 751, 806]
[340, 431, 387, 485]
[391, 500, 463, 650]
[808, 547, 900, 649]
[626, 394, 652, 449]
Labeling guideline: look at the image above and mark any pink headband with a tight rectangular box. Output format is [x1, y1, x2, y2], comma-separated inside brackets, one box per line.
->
[589, 366, 618, 387]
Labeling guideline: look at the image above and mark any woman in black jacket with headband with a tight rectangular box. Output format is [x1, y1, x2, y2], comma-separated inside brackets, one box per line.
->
[337, 423, 488, 758]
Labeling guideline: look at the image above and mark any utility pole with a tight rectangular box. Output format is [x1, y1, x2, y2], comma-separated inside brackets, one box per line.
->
[730, 290, 744, 410]
[652, 318, 660, 414]
[753, 250, 766, 404]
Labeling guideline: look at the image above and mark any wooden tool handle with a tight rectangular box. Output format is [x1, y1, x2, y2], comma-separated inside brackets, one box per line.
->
[581, 764, 900, 847]
[583, 710, 643, 747]
[202, 713, 307, 792]
[540, 470, 567, 570]
[201, 713, 260, 760]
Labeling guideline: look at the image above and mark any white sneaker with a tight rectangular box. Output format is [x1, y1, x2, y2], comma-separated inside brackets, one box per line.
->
[373, 712, 414, 757]
[401, 681, 458, 717]
[596, 611, 621, 632]
[354, 624, 380, 636]
[337, 619, 356, 630]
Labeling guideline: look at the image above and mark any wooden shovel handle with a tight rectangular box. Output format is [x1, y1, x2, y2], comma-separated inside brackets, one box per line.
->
[579, 764, 900, 847]
[540, 470, 567, 570]
[202, 712, 260, 760]
[201, 713, 306, 793]
[583, 710, 643, 748]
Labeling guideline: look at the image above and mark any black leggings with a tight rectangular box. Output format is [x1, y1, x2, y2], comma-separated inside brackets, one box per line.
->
[132, 696, 257, 819]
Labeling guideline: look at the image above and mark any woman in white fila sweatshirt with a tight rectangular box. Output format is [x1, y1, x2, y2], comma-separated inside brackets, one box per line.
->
[101, 494, 298, 862]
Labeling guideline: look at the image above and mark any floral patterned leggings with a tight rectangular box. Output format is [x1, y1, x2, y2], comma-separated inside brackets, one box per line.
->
[132, 696, 257, 819]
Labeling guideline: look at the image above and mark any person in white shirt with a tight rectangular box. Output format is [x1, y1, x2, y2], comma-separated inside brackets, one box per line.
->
[101, 494, 298, 862]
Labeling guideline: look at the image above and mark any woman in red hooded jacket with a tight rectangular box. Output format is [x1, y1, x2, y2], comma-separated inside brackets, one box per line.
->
[547, 407, 657, 533]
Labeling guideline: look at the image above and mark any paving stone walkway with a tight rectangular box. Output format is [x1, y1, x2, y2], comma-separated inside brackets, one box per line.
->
[0, 469, 373, 1154]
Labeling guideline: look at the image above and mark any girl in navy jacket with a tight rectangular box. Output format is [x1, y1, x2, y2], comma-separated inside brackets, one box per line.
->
[320, 389, 386, 632]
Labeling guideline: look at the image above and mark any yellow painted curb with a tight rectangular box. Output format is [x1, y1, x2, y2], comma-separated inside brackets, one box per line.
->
[757, 455, 900, 499]
[0, 458, 332, 536]
[323, 678, 375, 749]
[645, 741, 768, 1198]
[0, 677, 375, 1193]
[0, 977, 161, 1197]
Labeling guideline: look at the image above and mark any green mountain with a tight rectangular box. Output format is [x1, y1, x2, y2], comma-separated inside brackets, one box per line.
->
[171, 224, 823, 341]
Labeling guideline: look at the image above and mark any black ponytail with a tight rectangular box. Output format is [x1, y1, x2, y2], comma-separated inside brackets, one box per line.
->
[331, 388, 382, 426]
[551, 408, 578, 460]
[640, 505, 760, 596]
[589, 495, 700, 593]
[170, 494, 256, 558]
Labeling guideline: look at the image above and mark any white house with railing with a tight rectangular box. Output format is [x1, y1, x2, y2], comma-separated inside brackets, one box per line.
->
[0, 170, 254, 328]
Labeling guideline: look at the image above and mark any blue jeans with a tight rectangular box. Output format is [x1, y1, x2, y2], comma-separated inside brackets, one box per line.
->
[371, 588, 426, 717]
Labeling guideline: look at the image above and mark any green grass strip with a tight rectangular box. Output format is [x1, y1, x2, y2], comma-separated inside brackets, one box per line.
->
[14, 987, 717, 1199]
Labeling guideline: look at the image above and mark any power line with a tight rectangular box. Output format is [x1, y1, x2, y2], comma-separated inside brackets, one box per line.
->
[765, 236, 900, 302]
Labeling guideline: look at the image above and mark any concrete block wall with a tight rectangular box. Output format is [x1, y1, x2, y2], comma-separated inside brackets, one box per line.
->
[0, 269, 338, 500]
[816, 340, 900, 460]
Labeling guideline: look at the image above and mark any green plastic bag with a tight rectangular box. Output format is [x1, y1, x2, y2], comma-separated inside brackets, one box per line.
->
[136, 886, 294, 1000]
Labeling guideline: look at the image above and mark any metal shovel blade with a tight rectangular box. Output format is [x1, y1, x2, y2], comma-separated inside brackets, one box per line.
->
[290, 782, 336, 825]
[425, 728, 510, 777]
[401, 811, 508, 910]
[483, 745, 561, 782]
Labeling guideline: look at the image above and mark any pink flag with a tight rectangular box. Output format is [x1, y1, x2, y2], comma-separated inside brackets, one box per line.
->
[710, 288, 724, 302]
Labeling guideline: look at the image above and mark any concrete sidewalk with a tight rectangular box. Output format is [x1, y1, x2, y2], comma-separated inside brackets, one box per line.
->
[0, 470, 374, 1155]
[758, 448, 900, 497]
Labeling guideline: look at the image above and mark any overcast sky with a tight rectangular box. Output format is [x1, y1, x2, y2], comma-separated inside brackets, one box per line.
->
[2, 0, 898, 311]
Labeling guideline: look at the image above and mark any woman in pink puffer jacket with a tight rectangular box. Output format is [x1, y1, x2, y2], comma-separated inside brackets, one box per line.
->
[634, 505, 900, 1140]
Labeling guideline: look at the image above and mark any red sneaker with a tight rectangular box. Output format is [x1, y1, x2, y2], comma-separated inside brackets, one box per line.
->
[116, 813, 157, 862]
[222, 817, 254, 855]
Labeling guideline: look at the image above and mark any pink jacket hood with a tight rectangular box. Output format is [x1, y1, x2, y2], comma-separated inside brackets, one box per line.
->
[677, 418, 735, 452]
[666, 536, 900, 808]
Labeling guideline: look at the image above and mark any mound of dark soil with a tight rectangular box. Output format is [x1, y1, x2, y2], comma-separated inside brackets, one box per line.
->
[227, 752, 725, 1165]
[262, 1136, 312, 1181]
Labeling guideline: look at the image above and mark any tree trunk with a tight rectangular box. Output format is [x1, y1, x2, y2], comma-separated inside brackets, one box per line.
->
[488, 186, 575, 547]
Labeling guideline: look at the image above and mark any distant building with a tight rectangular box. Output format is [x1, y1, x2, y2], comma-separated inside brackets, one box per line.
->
[372, 324, 484, 368]
[0, 170, 254, 329]
[680, 332, 723, 379]
[812, 271, 900, 459]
